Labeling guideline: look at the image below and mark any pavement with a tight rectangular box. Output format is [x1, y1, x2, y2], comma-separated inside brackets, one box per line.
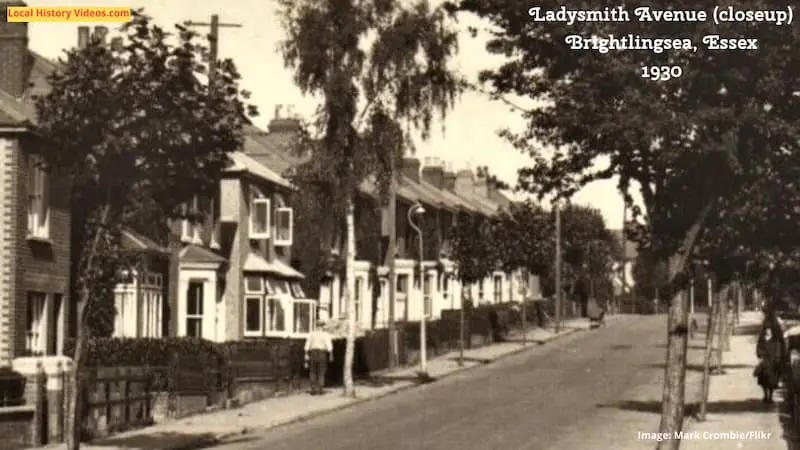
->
[679, 311, 790, 450]
[210, 314, 705, 450]
[27, 317, 599, 450]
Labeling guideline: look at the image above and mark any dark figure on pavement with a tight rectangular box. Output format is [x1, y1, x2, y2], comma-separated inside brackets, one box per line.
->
[755, 325, 786, 403]
[304, 319, 334, 395]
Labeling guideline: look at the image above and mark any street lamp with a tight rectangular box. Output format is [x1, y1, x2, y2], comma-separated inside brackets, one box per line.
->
[407, 202, 429, 379]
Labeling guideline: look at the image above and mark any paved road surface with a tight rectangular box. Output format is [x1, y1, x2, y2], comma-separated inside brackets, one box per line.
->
[215, 315, 675, 450]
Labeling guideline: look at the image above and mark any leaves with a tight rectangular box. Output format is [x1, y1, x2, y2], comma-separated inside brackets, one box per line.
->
[35, 10, 254, 334]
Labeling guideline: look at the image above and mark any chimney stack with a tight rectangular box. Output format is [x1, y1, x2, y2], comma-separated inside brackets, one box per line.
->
[92, 26, 108, 45]
[454, 167, 474, 195]
[268, 103, 301, 134]
[421, 156, 445, 189]
[443, 160, 456, 191]
[77, 26, 91, 49]
[0, 1, 29, 98]
[402, 157, 421, 183]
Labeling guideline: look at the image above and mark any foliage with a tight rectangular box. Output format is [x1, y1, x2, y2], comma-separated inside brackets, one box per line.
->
[36, 11, 254, 339]
[63, 337, 223, 367]
[633, 249, 670, 302]
[490, 200, 552, 275]
[448, 212, 494, 284]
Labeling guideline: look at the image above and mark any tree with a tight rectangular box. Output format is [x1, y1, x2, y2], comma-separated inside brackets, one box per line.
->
[451, 0, 800, 445]
[634, 249, 670, 306]
[450, 211, 495, 294]
[278, 0, 462, 397]
[35, 13, 253, 449]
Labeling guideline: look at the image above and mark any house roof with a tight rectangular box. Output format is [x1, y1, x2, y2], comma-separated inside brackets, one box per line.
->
[179, 245, 227, 264]
[0, 52, 59, 127]
[243, 253, 305, 279]
[227, 150, 294, 190]
[121, 229, 168, 253]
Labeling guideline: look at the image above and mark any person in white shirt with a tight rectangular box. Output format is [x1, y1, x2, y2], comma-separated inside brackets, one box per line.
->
[304, 319, 334, 395]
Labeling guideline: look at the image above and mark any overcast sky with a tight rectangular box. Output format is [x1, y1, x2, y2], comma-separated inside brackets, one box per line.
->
[24, 0, 640, 228]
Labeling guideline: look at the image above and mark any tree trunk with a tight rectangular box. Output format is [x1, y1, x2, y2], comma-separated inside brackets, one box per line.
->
[656, 200, 716, 450]
[723, 289, 733, 352]
[66, 205, 111, 450]
[714, 290, 728, 374]
[697, 294, 719, 422]
[657, 288, 690, 450]
[342, 195, 357, 398]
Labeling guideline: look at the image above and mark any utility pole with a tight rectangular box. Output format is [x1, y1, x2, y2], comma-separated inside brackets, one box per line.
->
[387, 163, 398, 368]
[621, 203, 628, 314]
[186, 14, 242, 86]
[554, 200, 562, 333]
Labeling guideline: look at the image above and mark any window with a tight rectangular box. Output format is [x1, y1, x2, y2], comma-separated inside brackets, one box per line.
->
[397, 275, 409, 294]
[26, 292, 46, 356]
[244, 296, 263, 335]
[26, 154, 50, 240]
[478, 279, 485, 300]
[493, 275, 503, 303]
[245, 275, 264, 294]
[354, 277, 363, 321]
[267, 279, 289, 296]
[293, 300, 314, 333]
[209, 196, 220, 249]
[266, 298, 285, 331]
[274, 207, 293, 246]
[442, 275, 450, 301]
[181, 196, 203, 244]
[186, 281, 204, 338]
[142, 273, 163, 337]
[290, 282, 306, 299]
[250, 197, 271, 239]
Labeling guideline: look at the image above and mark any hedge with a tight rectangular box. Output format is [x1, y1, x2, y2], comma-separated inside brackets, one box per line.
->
[63, 337, 224, 367]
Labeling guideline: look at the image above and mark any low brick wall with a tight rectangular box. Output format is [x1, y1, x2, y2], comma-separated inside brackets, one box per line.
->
[151, 392, 213, 423]
[0, 406, 35, 450]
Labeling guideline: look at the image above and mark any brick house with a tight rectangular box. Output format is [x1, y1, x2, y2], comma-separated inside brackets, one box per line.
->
[244, 106, 524, 330]
[0, 2, 71, 365]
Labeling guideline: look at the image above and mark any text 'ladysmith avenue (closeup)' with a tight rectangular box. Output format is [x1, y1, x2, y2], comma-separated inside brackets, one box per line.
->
[5, 6, 131, 22]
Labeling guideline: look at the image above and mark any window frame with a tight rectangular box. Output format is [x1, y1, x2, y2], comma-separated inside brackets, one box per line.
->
[292, 299, 316, 334]
[26, 292, 47, 356]
[274, 207, 294, 246]
[26, 154, 50, 241]
[290, 282, 306, 299]
[250, 197, 271, 239]
[243, 296, 264, 336]
[185, 281, 204, 338]
[245, 275, 264, 294]
[493, 274, 503, 303]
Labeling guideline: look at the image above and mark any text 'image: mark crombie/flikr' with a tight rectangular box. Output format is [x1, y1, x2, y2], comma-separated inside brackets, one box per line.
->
[5, 6, 132, 23]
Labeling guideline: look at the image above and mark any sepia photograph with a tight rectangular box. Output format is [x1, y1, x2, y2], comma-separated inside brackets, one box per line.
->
[0, 0, 797, 449]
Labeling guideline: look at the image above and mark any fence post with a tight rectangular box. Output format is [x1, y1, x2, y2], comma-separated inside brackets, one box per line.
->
[166, 351, 179, 418]
[31, 361, 46, 446]
[53, 361, 64, 443]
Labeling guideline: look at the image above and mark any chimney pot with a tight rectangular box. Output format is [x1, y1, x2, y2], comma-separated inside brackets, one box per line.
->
[92, 26, 108, 44]
[77, 26, 90, 49]
[421, 159, 445, 189]
[274, 104, 283, 119]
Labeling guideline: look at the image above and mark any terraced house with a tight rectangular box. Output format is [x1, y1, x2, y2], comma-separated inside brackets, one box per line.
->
[244, 106, 525, 332]
[0, 7, 71, 367]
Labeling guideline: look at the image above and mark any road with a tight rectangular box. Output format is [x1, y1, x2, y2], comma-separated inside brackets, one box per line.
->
[215, 315, 682, 450]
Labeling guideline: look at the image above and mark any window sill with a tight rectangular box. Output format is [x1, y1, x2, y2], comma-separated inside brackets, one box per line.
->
[249, 233, 270, 240]
[273, 239, 293, 247]
[26, 234, 51, 244]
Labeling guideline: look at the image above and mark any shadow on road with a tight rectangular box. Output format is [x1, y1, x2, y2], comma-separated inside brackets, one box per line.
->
[446, 356, 492, 364]
[646, 363, 755, 372]
[90, 431, 243, 449]
[599, 398, 777, 415]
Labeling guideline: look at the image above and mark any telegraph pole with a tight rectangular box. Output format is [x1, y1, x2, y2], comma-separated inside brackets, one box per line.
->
[387, 160, 399, 368]
[621, 203, 628, 313]
[554, 200, 562, 333]
[186, 14, 242, 86]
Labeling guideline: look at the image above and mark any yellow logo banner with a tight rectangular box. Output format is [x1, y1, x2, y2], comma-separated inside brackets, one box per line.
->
[6, 6, 132, 23]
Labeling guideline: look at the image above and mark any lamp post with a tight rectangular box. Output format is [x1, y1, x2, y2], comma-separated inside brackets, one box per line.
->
[407, 202, 428, 378]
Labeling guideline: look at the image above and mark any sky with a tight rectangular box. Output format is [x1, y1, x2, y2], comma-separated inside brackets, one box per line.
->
[23, 0, 638, 228]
